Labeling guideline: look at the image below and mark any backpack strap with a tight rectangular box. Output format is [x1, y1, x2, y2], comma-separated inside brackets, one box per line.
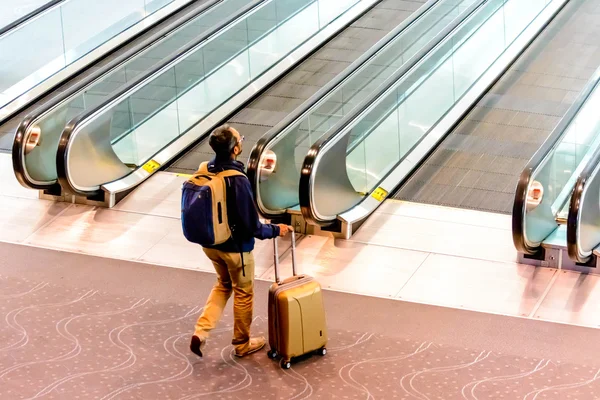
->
[187, 162, 217, 186]
[194, 162, 212, 176]
[192, 163, 244, 179]
[214, 168, 246, 276]
[216, 169, 245, 179]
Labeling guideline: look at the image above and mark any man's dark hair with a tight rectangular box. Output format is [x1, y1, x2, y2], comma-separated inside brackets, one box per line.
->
[209, 124, 237, 159]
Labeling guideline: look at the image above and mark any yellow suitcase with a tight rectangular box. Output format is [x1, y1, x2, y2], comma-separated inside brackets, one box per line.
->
[267, 232, 328, 369]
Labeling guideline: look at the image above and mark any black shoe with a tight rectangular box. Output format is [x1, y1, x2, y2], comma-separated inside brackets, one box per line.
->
[190, 335, 206, 357]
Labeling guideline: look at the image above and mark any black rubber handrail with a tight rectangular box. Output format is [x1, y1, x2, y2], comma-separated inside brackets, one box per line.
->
[566, 97, 600, 264]
[56, 0, 267, 196]
[13, 0, 223, 191]
[566, 145, 600, 264]
[513, 66, 600, 255]
[0, 0, 64, 37]
[298, 0, 489, 226]
[246, 0, 442, 218]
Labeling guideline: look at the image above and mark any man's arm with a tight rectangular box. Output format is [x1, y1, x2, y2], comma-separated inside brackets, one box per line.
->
[233, 177, 281, 239]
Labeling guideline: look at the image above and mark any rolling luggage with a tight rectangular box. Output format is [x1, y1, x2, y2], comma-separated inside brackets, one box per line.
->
[267, 231, 328, 369]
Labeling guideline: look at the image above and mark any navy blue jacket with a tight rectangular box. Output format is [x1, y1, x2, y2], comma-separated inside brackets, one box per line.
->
[202, 157, 280, 253]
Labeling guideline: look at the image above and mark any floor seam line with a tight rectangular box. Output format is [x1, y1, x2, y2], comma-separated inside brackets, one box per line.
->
[528, 268, 560, 319]
[21, 203, 75, 244]
[346, 238, 516, 266]
[107, 206, 180, 220]
[395, 252, 431, 298]
[370, 211, 511, 231]
[136, 226, 175, 262]
[0, 193, 43, 201]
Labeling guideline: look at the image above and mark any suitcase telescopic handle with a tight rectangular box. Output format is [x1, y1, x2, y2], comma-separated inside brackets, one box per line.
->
[273, 235, 280, 284]
[273, 229, 296, 284]
[290, 229, 297, 276]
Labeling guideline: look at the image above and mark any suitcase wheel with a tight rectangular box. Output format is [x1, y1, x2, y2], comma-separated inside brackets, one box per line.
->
[281, 360, 292, 369]
[267, 349, 278, 359]
[317, 347, 327, 356]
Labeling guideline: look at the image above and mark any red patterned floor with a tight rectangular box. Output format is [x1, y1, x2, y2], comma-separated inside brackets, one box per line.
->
[0, 239, 598, 400]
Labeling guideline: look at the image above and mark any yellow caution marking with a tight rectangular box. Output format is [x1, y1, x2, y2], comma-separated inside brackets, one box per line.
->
[371, 187, 388, 202]
[142, 159, 161, 174]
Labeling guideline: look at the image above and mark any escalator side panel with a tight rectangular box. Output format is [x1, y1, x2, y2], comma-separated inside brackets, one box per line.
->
[300, 0, 570, 231]
[0, 0, 198, 124]
[59, 0, 381, 198]
[1, 0, 214, 154]
[395, 0, 600, 214]
[166, 1, 426, 174]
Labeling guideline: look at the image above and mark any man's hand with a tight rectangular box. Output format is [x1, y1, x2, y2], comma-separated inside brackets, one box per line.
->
[277, 224, 292, 237]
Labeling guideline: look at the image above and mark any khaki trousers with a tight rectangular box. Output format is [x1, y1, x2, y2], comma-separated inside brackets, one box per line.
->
[195, 248, 255, 348]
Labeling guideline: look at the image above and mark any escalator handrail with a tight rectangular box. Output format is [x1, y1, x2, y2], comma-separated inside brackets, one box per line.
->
[298, 0, 488, 226]
[12, 0, 223, 191]
[567, 78, 600, 263]
[566, 145, 600, 263]
[0, 0, 65, 38]
[246, 0, 442, 218]
[513, 67, 600, 255]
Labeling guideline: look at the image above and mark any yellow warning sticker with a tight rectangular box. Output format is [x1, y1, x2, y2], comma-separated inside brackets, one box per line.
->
[142, 159, 160, 174]
[371, 187, 388, 202]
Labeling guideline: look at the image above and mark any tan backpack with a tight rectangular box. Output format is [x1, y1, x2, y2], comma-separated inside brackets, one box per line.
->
[181, 162, 245, 245]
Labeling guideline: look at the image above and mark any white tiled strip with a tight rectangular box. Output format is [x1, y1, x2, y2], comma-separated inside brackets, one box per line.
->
[0, 157, 597, 330]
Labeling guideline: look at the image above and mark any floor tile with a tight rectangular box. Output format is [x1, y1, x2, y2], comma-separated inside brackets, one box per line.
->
[25, 205, 174, 260]
[112, 172, 185, 219]
[260, 235, 429, 297]
[0, 197, 69, 243]
[140, 223, 292, 277]
[378, 200, 511, 230]
[0, 153, 39, 200]
[397, 254, 556, 317]
[138, 222, 216, 272]
[534, 270, 600, 327]
[352, 211, 518, 263]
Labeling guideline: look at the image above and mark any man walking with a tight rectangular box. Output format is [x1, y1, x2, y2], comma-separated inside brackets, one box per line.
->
[189, 124, 290, 358]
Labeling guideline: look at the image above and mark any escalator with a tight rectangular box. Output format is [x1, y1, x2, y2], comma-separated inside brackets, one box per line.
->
[43, 0, 419, 206]
[11, 0, 248, 192]
[566, 110, 600, 266]
[289, 0, 579, 238]
[0, 0, 204, 126]
[247, 0, 485, 221]
[512, 64, 600, 268]
[394, 0, 600, 214]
